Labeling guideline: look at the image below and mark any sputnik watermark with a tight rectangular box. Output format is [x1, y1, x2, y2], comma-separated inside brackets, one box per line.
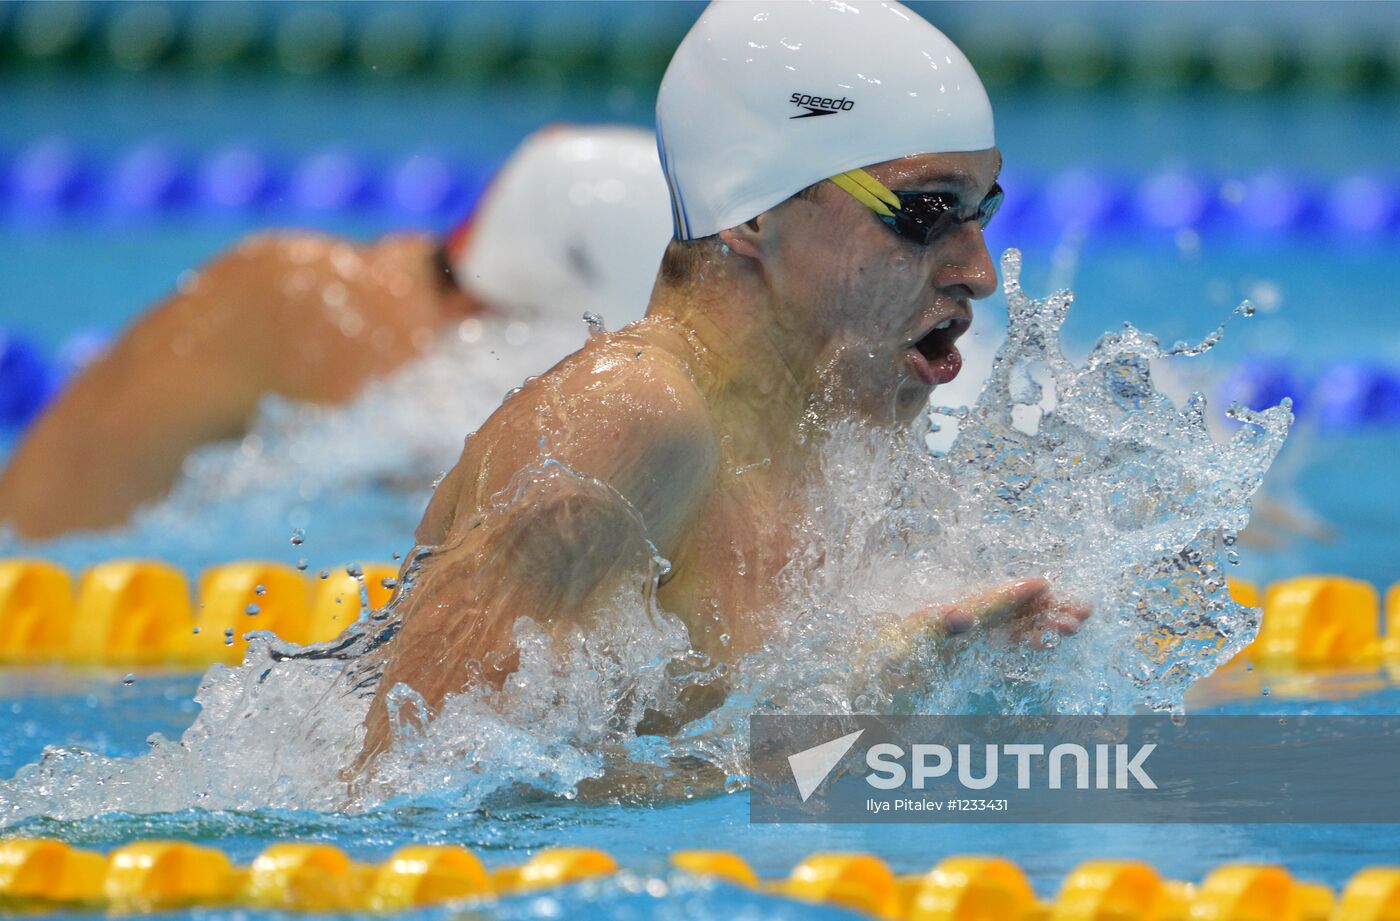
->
[788, 734, 1154, 806]
[864, 742, 1156, 790]
[752, 715, 1400, 823]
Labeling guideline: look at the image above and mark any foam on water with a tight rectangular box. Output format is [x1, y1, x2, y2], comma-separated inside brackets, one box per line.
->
[0, 250, 1290, 823]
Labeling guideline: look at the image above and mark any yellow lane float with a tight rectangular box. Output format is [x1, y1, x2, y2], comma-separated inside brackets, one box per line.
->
[785, 852, 899, 918]
[1256, 576, 1380, 668]
[670, 849, 759, 887]
[69, 560, 193, 665]
[0, 839, 1367, 919]
[0, 560, 72, 662]
[501, 847, 618, 894]
[105, 841, 235, 912]
[905, 855, 1037, 921]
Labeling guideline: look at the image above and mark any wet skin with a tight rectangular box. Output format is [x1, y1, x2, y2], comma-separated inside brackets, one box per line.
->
[358, 149, 1090, 769]
[0, 233, 478, 538]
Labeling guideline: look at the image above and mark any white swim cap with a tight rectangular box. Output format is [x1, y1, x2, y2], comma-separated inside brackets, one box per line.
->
[657, 0, 995, 240]
[446, 125, 673, 326]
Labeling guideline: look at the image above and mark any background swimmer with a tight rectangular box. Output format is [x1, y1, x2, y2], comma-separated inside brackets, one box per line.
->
[0, 126, 672, 539]
[357, 0, 1088, 769]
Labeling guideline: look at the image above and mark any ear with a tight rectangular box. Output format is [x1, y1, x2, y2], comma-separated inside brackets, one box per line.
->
[717, 214, 768, 261]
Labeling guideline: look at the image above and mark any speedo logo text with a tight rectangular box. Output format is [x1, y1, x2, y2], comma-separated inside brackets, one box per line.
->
[789, 92, 855, 118]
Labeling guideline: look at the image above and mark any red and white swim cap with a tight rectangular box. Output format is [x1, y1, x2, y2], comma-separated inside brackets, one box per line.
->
[445, 125, 674, 327]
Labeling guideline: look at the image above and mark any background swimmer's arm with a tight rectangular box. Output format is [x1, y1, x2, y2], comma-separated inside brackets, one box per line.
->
[0, 243, 272, 537]
[0, 234, 442, 538]
[358, 351, 718, 768]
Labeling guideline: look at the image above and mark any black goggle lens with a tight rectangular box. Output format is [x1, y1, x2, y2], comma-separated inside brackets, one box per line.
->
[883, 182, 1004, 246]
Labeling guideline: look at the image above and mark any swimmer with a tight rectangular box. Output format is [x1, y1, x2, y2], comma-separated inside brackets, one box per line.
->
[0, 126, 673, 538]
[357, 1, 1089, 768]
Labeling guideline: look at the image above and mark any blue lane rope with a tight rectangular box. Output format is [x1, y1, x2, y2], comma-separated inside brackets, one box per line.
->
[0, 140, 492, 225]
[0, 325, 1398, 434]
[1, 141, 1395, 239]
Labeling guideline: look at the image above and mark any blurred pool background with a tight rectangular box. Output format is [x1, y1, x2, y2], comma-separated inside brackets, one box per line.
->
[0, 2, 1399, 905]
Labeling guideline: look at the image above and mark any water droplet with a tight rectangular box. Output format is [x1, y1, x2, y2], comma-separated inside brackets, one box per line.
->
[296, 559, 308, 571]
[245, 604, 260, 616]
[192, 626, 201, 634]
[254, 584, 266, 596]
[290, 528, 305, 546]
[1261, 686, 1271, 696]
[380, 577, 399, 590]
[223, 628, 235, 645]
[345, 563, 363, 578]
[318, 570, 330, 580]
[582, 312, 606, 337]
[122, 674, 135, 686]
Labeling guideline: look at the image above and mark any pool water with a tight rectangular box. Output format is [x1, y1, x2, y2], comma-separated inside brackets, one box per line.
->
[3, 669, 1400, 912]
[3, 8, 1400, 916]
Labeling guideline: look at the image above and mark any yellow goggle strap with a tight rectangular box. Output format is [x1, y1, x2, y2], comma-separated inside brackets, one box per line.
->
[829, 168, 901, 219]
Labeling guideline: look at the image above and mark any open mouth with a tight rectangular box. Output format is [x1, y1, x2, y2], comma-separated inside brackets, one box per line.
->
[906, 316, 970, 386]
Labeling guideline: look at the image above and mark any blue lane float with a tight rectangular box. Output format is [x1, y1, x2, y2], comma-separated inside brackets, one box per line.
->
[0, 334, 56, 428]
[1135, 170, 1211, 230]
[289, 151, 374, 213]
[1218, 358, 1303, 416]
[1309, 363, 1400, 430]
[8, 138, 94, 215]
[0, 329, 113, 431]
[1327, 174, 1399, 236]
[196, 146, 283, 213]
[109, 143, 191, 216]
[1218, 360, 1400, 430]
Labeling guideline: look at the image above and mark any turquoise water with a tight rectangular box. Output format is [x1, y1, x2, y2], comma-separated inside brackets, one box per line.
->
[3, 27, 1400, 918]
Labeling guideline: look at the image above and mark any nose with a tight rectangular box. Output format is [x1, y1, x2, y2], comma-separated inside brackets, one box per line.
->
[933, 224, 998, 301]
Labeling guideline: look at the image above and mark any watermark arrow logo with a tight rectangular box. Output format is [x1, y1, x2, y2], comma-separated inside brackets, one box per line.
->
[788, 729, 864, 802]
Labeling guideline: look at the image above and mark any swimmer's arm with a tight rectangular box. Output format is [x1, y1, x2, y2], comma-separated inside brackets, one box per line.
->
[357, 354, 718, 767]
[0, 234, 436, 538]
[0, 247, 274, 537]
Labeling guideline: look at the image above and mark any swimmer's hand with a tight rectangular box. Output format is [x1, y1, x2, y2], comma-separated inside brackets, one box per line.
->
[874, 578, 1090, 668]
[922, 577, 1090, 649]
[865, 579, 1090, 696]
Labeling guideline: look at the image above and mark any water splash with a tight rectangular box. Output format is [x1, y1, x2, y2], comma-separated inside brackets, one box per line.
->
[0, 250, 1290, 822]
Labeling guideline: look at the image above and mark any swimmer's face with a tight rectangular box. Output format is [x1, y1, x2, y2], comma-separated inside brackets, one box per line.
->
[740, 148, 1001, 426]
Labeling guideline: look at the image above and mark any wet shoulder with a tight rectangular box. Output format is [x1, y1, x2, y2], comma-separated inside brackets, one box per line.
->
[553, 330, 715, 452]
[456, 330, 719, 517]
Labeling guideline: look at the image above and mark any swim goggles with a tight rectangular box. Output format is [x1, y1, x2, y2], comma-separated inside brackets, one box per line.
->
[830, 168, 1003, 247]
